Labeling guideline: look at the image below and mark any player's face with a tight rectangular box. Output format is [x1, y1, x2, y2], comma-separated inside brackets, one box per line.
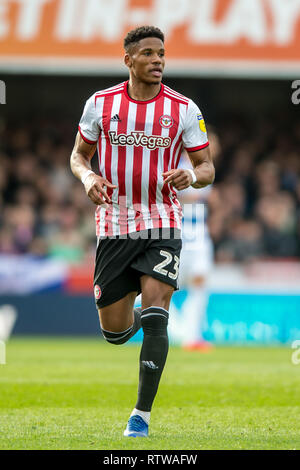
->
[126, 37, 165, 85]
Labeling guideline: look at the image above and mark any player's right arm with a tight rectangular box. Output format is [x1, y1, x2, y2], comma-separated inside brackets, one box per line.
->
[70, 132, 116, 206]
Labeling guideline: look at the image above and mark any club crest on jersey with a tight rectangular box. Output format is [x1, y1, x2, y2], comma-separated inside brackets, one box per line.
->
[108, 130, 171, 150]
[159, 114, 174, 129]
[94, 284, 101, 300]
[197, 114, 207, 133]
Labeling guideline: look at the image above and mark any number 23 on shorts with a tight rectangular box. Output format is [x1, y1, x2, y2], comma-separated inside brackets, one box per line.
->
[153, 250, 180, 280]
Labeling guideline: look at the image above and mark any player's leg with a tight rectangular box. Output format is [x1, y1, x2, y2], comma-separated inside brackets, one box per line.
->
[122, 229, 181, 436]
[97, 291, 142, 345]
[124, 276, 174, 437]
[141, 275, 174, 311]
[181, 275, 212, 351]
[180, 235, 214, 351]
[137, 275, 173, 408]
[94, 236, 144, 345]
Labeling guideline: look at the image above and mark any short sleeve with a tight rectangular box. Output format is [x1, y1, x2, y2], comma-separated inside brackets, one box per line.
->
[182, 100, 209, 152]
[78, 95, 100, 144]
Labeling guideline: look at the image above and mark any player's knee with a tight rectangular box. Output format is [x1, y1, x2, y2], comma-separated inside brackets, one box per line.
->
[100, 326, 133, 345]
[142, 281, 174, 310]
[143, 291, 172, 311]
[141, 307, 169, 337]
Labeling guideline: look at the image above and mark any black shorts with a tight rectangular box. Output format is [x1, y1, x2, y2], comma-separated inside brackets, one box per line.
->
[93, 228, 182, 308]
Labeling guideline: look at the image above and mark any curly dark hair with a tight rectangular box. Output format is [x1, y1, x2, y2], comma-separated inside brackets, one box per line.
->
[124, 26, 164, 52]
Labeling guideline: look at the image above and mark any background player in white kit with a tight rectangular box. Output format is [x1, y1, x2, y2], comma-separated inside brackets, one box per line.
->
[171, 151, 214, 350]
[172, 129, 221, 350]
[70, 26, 215, 438]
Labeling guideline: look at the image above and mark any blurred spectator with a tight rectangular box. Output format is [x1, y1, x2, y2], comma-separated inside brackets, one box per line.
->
[255, 192, 298, 257]
[215, 219, 264, 263]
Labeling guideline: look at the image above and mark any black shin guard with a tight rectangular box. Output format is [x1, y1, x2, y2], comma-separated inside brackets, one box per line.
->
[135, 306, 169, 412]
[101, 308, 142, 345]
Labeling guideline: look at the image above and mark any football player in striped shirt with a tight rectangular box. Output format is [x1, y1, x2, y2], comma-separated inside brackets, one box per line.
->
[70, 25, 215, 438]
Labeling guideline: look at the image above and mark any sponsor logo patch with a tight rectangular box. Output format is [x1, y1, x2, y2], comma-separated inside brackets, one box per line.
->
[197, 113, 207, 133]
[159, 114, 174, 129]
[94, 284, 101, 300]
[108, 130, 171, 150]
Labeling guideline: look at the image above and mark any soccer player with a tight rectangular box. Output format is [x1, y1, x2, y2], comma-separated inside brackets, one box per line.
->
[70, 26, 215, 438]
[174, 129, 220, 350]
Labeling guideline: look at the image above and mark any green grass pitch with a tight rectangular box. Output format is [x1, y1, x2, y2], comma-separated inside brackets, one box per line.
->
[0, 337, 299, 450]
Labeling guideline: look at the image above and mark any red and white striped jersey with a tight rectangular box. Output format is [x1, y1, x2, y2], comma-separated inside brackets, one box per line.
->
[78, 80, 209, 237]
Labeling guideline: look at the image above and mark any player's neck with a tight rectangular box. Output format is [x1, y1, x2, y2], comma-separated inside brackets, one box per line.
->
[127, 78, 161, 102]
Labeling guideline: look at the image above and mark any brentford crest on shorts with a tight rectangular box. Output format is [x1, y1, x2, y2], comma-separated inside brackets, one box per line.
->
[78, 81, 209, 237]
[94, 284, 101, 300]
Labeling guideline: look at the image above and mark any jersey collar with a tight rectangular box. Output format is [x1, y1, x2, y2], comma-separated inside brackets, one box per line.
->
[124, 80, 164, 104]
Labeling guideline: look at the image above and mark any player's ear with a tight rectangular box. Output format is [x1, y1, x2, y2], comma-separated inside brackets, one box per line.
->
[124, 53, 132, 69]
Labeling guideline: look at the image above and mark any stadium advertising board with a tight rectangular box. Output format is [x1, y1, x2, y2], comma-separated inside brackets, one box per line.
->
[0, 0, 300, 77]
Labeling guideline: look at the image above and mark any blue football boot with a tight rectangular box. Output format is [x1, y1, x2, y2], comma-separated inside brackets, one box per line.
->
[123, 415, 149, 437]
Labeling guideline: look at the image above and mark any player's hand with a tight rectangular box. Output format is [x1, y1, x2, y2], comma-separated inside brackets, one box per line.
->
[83, 173, 117, 206]
[162, 169, 194, 191]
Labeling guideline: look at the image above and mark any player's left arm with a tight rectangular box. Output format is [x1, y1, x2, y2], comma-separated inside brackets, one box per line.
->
[187, 146, 215, 188]
[162, 146, 215, 191]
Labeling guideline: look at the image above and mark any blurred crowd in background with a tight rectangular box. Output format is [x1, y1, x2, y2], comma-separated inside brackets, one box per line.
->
[0, 113, 300, 264]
